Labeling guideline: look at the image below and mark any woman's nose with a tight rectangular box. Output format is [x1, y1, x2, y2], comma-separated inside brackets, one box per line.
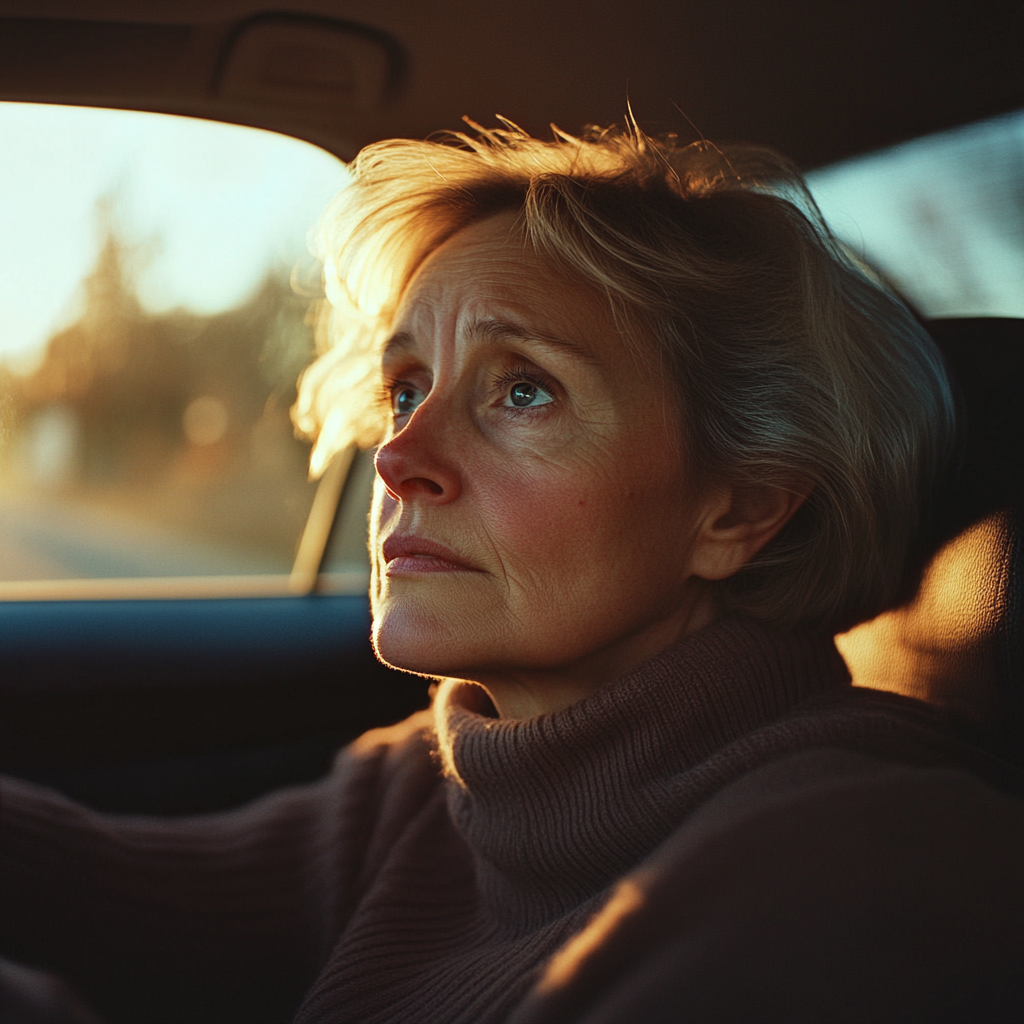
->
[374, 406, 462, 503]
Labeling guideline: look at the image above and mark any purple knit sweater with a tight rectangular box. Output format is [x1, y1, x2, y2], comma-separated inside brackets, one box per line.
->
[3, 618, 1024, 1023]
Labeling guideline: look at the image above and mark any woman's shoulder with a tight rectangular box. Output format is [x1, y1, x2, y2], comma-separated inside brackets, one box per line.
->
[719, 680, 1024, 800]
[319, 707, 443, 841]
[515, 743, 1024, 1024]
[337, 707, 436, 769]
[687, 687, 1024, 896]
[316, 705, 440, 804]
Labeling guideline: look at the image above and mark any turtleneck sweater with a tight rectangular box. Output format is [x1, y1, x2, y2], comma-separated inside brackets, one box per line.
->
[3, 618, 1024, 1023]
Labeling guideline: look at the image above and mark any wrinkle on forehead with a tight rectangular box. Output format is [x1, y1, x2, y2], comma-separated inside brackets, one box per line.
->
[462, 316, 597, 362]
[381, 215, 663, 403]
[382, 315, 597, 364]
[384, 226, 610, 365]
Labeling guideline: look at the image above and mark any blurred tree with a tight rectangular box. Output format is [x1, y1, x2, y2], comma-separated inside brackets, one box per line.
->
[4, 211, 319, 567]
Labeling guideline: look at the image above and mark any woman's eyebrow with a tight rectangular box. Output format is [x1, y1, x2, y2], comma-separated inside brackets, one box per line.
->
[465, 317, 594, 361]
[382, 331, 416, 360]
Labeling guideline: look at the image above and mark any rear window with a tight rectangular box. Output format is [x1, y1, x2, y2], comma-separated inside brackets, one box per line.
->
[806, 108, 1024, 318]
[0, 103, 353, 597]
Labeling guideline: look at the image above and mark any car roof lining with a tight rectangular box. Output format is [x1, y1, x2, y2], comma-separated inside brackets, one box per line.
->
[1, 1, 1023, 166]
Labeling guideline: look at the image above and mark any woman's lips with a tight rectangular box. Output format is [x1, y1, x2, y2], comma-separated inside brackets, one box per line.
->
[382, 535, 480, 575]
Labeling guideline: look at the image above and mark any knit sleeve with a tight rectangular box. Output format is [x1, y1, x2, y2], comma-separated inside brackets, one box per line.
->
[0, 710, 437, 1024]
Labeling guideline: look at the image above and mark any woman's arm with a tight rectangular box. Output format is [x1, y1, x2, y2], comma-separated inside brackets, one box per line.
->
[0, 710, 436, 1024]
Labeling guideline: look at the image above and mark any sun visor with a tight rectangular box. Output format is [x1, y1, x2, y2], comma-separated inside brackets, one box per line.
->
[217, 15, 400, 116]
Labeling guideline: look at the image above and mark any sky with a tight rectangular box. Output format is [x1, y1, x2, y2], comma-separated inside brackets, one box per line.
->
[0, 103, 350, 371]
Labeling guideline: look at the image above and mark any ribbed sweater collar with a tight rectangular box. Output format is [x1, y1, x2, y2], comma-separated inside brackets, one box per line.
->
[433, 617, 850, 932]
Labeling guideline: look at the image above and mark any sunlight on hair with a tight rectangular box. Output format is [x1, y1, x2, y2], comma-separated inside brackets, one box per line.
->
[293, 119, 808, 477]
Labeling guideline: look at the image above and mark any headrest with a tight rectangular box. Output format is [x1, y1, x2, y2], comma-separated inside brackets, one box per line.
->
[836, 318, 1023, 762]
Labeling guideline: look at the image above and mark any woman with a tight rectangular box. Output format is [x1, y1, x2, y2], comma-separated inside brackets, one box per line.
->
[3, 122, 1024, 1024]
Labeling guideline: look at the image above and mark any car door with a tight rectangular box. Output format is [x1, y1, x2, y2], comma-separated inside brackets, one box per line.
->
[0, 98, 426, 815]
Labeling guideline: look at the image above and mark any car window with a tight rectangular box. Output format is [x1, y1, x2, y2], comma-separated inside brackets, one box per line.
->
[0, 103, 352, 598]
[806, 108, 1024, 318]
[810, 109, 1024, 706]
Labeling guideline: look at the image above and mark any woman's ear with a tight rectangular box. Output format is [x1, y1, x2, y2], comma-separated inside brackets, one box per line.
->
[689, 480, 811, 581]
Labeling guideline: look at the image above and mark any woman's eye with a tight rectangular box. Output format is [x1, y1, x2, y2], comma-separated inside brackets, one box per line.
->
[392, 385, 425, 417]
[504, 381, 554, 409]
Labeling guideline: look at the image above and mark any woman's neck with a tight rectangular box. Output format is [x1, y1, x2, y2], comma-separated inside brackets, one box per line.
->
[434, 617, 852, 929]
[472, 584, 719, 719]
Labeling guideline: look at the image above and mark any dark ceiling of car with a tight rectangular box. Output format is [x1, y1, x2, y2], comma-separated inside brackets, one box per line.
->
[1, 0, 1022, 168]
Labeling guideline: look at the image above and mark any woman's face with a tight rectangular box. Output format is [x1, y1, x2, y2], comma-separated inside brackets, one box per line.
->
[370, 213, 718, 716]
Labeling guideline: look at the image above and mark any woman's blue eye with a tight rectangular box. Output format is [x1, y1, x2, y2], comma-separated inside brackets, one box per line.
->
[392, 385, 424, 417]
[505, 381, 553, 408]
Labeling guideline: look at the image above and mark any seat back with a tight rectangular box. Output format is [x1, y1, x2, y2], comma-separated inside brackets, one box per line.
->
[836, 318, 1024, 762]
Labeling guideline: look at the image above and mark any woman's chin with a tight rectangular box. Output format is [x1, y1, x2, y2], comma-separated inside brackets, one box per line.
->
[371, 606, 474, 678]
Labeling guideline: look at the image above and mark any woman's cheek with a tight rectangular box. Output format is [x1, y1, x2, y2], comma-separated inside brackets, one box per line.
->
[478, 459, 607, 563]
[368, 481, 397, 593]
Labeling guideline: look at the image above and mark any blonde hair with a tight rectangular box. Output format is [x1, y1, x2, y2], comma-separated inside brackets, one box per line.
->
[293, 121, 955, 632]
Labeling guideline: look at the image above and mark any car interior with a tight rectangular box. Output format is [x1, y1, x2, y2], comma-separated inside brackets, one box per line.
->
[0, 0, 1021, 833]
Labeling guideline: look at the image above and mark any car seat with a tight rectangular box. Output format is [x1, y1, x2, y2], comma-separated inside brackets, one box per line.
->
[837, 318, 1023, 763]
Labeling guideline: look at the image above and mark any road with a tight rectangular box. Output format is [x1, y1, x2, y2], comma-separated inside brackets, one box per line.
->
[0, 491, 285, 581]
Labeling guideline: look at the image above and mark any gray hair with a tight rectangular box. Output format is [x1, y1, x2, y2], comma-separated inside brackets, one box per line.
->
[294, 122, 955, 632]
